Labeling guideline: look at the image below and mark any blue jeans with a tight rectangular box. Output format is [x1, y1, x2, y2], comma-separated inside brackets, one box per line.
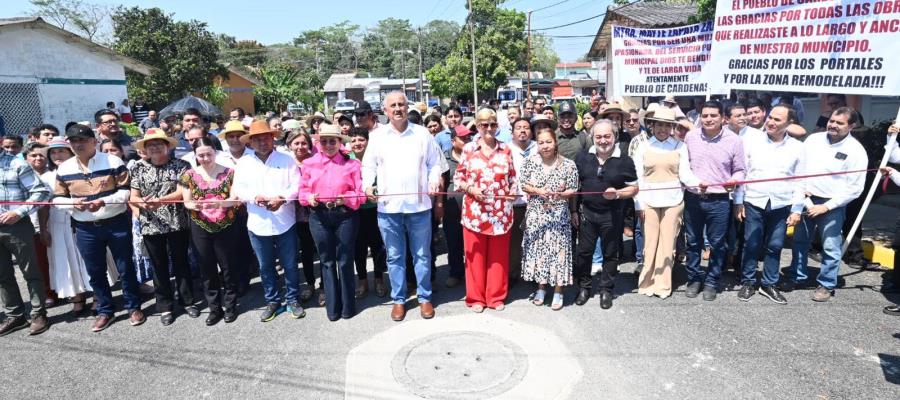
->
[308, 207, 359, 319]
[378, 210, 433, 304]
[249, 224, 300, 305]
[73, 213, 142, 317]
[684, 193, 731, 288]
[741, 202, 790, 287]
[790, 197, 846, 290]
[634, 218, 644, 264]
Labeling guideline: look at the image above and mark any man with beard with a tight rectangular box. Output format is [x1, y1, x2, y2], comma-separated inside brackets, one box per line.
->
[94, 109, 135, 159]
[556, 101, 590, 160]
[784, 107, 867, 302]
[744, 98, 768, 130]
[573, 120, 638, 308]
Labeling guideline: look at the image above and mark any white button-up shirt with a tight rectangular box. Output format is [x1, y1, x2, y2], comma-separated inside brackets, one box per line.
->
[508, 140, 536, 206]
[886, 139, 900, 185]
[214, 148, 254, 169]
[633, 135, 701, 210]
[232, 150, 299, 236]
[733, 132, 805, 213]
[362, 122, 444, 214]
[799, 132, 868, 210]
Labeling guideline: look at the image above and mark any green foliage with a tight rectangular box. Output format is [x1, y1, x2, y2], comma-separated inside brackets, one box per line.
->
[30, 0, 112, 43]
[254, 61, 323, 113]
[120, 122, 141, 138]
[218, 34, 268, 67]
[293, 21, 360, 76]
[203, 83, 228, 110]
[529, 34, 560, 78]
[111, 7, 227, 107]
[427, 0, 527, 99]
[689, 0, 717, 24]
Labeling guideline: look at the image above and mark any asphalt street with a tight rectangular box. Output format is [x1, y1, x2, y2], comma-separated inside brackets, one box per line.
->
[0, 204, 898, 399]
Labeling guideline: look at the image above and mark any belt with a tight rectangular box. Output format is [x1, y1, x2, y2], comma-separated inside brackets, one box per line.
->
[313, 202, 348, 211]
[686, 191, 730, 200]
[72, 212, 127, 227]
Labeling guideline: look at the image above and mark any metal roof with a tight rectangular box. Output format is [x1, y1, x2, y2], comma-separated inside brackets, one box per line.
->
[586, 1, 699, 58]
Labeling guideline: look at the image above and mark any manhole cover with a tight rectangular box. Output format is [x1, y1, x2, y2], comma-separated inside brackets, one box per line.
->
[391, 331, 528, 399]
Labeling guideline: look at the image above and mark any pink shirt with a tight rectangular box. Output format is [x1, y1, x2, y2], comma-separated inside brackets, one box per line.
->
[298, 151, 364, 210]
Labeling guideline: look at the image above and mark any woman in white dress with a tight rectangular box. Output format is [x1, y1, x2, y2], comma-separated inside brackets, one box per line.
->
[42, 138, 93, 314]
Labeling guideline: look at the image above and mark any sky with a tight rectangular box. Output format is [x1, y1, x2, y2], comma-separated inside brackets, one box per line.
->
[8, 0, 615, 62]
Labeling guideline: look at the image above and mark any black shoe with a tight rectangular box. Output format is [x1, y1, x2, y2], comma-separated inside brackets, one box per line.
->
[160, 312, 175, 326]
[777, 280, 795, 293]
[224, 309, 237, 323]
[758, 286, 787, 305]
[702, 286, 717, 301]
[737, 284, 755, 301]
[685, 282, 702, 298]
[0, 315, 28, 336]
[634, 263, 644, 275]
[883, 305, 900, 316]
[185, 305, 201, 318]
[206, 310, 223, 326]
[574, 288, 591, 306]
[599, 291, 613, 309]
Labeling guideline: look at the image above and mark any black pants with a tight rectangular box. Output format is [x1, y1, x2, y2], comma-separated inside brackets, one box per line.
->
[309, 207, 359, 319]
[574, 208, 623, 292]
[354, 207, 386, 281]
[297, 221, 318, 288]
[842, 195, 869, 263]
[233, 208, 257, 289]
[190, 221, 239, 312]
[143, 229, 196, 312]
[892, 216, 900, 287]
[443, 196, 465, 279]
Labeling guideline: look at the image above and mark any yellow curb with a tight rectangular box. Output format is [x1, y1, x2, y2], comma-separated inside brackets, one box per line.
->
[863, 241, 895, 270]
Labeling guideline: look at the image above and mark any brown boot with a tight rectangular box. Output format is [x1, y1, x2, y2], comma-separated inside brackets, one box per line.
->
[355, 280, 368, 299]
[419, 301, 435, 319]
[391, 303, 406, 321]
[0, 316, 28, 336]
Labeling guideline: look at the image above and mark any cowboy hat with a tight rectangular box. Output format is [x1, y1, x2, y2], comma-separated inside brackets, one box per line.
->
[304, 111, 331, 129]
[317, 123, 350, 144]
[639, 103, 661, 127]
[282, 119, 303, 131]
[645, 107, 679, 124]
[599, 102, 629, 118]
[531, 114, 558, 132]
[240, 119, 280, 145]
[135, 128, 178, 151]
[217, 120, 247, 139]
[662, 95, 677, 104]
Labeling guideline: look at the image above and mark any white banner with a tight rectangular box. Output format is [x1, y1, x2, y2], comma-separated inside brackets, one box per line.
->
[611, 21, 725, 97]
[703, 0, 900, 95]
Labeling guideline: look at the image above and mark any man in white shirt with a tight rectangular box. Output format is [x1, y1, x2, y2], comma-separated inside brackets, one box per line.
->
[881, 124, 900, 315]
[733, 104, 805, 304]
[507, 116, 536, 284]
[232, 120, 304, 321]
[362, 91, 443, 322]
[785, 107, 868, 302]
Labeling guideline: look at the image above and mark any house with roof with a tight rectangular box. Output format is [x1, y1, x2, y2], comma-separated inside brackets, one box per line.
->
[0, 17, 152, 135]
[323, 72, 429, 112]
[214, 65, 260, 115]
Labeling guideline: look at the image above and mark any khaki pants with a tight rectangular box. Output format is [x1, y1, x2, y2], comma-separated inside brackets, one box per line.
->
[0, 218, 45, 318]
[638, 203, 684, 298]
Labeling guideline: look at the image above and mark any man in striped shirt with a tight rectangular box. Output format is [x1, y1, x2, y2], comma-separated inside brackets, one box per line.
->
[53, 124, 145, 332]
[0, 147, 51, 336]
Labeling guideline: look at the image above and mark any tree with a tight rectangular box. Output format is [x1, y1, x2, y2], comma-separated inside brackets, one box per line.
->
[689, 0, 717, 24]
[426, 0, 527, 98]
[30, 0, 112, 44]
[218, 35, 268, 68]
[419, 20, 462, 72]
[254, 61, 323, 113]
[529, 34, 560, 78]
[111, 7, 227, 107]
[293, 21, 360, 77]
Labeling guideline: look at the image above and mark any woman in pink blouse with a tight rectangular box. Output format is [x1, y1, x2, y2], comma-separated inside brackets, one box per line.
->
[297, 124, 364, 321]
[453, 108, 517, 312]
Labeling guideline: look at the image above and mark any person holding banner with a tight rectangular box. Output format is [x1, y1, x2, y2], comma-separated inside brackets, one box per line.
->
[682, 101, 745, 301]
[733, 104, 805, 304]
[634, 108, 704, 299]
[881, 123, 900, 315]
[784, 107, 867, 302]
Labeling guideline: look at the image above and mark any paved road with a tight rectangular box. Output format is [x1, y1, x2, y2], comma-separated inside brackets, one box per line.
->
[1, 199, 898, 399]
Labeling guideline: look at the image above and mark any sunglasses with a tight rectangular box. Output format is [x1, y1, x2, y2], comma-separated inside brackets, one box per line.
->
[478, 123, 498, 129]
[320, 138, 340, 145]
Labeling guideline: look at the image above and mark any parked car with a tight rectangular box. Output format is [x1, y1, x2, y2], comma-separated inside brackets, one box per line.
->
[369, 101, 383, 114]
[334, 99, 357, 113]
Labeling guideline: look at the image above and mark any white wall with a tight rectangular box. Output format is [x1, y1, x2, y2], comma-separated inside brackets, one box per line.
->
[39, 84, 128, 129]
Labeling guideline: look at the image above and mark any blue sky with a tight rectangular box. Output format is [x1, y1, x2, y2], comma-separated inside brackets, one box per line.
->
[8, 0, 614, 62]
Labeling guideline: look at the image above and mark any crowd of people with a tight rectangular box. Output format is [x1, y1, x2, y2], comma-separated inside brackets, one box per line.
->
[1, 89, 899, 338]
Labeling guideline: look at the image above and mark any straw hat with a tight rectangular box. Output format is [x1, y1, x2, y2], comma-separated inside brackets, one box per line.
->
[240, 119, 279, 145]
[645, 107, 678, 124]
[599, 102, 629, 119]
[135, 128, 177, 151]
[531, 114, 558, 132]
[304, 111, 331, 129]
[317, 123, 350, 143]
[217, 120, 247, 139]
[662, 95, 677, 104]
[639, 103, 661, 127]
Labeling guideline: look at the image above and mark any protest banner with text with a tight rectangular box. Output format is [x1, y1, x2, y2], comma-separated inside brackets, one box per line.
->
[611, 21, 726, 97]
[703, 0, 900, 95]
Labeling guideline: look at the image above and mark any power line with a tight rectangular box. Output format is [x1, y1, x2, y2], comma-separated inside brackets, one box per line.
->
[532, 0, 570, 13]
[532, 0, 643, 31]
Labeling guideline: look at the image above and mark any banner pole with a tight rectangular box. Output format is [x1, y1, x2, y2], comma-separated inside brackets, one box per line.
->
[841, 107, 900, 254]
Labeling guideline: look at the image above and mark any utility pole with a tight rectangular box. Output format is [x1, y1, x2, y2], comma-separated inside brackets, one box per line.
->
[417, 28, 424, 102]
[393, 49, 414, 100]
[526, 10, 532, 101]
[467, 0, 478, 106]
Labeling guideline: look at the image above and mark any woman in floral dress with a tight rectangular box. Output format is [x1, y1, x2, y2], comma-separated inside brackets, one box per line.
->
[520, 127, 579, 310]
[178, 137, 242, 325]
[453, 108, 517, 312]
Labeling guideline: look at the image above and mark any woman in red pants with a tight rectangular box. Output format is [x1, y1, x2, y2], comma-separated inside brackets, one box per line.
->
[453, 108, 517, 312]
